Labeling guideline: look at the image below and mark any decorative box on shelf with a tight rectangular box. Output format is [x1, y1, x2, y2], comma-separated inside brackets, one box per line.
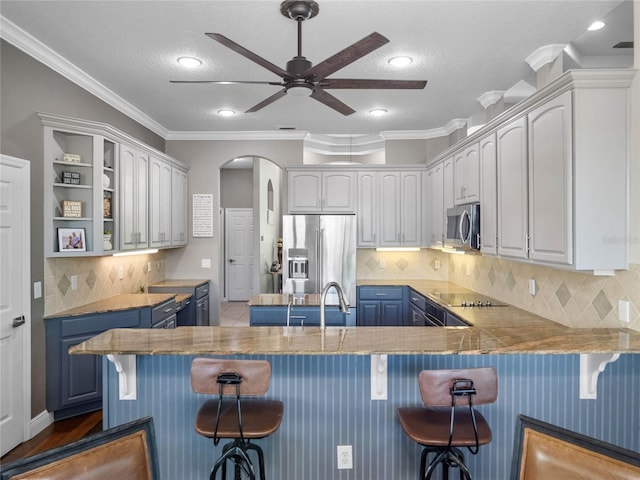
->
[61, 153, 81, 163]
[62, 200, 82, 218]
[103, 197, 112, 218]
[61, 171, 80, 185]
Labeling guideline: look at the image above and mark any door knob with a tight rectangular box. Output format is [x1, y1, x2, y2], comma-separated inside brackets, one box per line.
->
[229, 259, 236, 263]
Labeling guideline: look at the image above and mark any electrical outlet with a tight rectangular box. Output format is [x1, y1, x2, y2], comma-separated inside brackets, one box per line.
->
[379, 258, 385, 269]
[337, 445, 353, 470]
[529, 278, 536, 296]
[118, 266, 124, 280]
[147, 262, 152, 273]
[201, 258, 211, 269]
[70, 275, 77, 290]
[434, 259, 441, 270]
[619, 300, 630, 323]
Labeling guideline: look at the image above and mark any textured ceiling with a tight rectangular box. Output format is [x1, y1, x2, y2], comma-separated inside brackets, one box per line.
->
[0, 1, 633, 138]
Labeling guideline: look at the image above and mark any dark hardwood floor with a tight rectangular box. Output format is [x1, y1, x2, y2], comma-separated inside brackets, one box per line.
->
[1, 410, 103, 465]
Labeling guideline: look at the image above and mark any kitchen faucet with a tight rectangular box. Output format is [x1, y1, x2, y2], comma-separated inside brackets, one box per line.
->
[319, 281, 350, 330]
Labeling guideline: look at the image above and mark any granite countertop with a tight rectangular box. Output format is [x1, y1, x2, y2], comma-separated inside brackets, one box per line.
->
[69, 325, 640, 356]
[45, 293, 176, 319]
[150, 279, 209, 288]
[250, 280, 560, 329]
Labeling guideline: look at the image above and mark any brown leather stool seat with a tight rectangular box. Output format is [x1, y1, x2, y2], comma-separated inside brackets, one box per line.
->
[397, 367, 498, 480]
[191, 358, 284, 480]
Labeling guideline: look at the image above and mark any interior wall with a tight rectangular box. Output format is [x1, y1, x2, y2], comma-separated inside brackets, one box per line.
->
[164, 140, 304, 323]
[302, 150, 385, 165]
[629, 1, 639, 265]
[256, 158, 282, 294]
[0, 39, 165, 418]
[385, 139, 427, 164]
[220, 169, 253, 208]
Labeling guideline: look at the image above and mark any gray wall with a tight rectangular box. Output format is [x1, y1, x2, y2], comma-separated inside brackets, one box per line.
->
[385, 139, 427, 164]
[163, 140, 303, 323]
[220, 169, 253, 208]
[0, 40, 165, 417]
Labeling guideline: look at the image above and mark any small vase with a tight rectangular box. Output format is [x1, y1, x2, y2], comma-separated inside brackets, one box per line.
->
[103, 235, 112, 251]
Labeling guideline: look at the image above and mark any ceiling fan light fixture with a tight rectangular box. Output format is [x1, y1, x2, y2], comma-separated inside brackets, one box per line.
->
[286, 84, 313, 97]
[217, 109, 236, 117]
[588, 20, 605, 31]
[388, 56, 413, 67]
[369, 109, 388, 117]
[177, 56, 202, 68]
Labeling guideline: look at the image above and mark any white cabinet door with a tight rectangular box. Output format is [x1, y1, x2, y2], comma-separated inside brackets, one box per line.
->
[120, 144, 148, 250]
[288, 170, 355, 213]
[357, 171, 377, 247]
[497, 116, 528, 259]
[378, 172, 401, 246]
[288, 171, 322, 212]
[400, 171, 421, 246]
[171, 167, 188, 246]
[443, 157, 454, 213]
[322, 171, 355, 212]
[528, 91, 572, 265]
[454, 143, 480, 205]
[479, 133, 497, 255]
[149, 156, 172, 248]
[426, 162, 444, 247]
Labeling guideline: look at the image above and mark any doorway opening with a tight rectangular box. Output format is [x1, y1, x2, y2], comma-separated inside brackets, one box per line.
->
[219, 156, 282, 305]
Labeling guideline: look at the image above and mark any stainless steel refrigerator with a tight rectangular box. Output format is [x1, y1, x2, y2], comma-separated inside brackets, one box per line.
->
[282, 214, 356, 305]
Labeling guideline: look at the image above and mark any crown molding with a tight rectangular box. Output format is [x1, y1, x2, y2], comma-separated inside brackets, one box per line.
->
[304, 133, 385, 155]
[0, 15, 170, 138]
[165, 130, 309, 141]
[477, 90, 505, 109]
[525, 44, 566, 71]
[381, 118, 467, 140]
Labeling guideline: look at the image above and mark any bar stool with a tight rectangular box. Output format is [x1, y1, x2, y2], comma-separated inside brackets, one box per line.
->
[397, 367, 498, 480]
[191, 358, 284, 480]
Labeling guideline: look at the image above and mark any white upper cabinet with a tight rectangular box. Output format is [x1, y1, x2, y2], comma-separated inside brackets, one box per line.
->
[149, 155, 172, 248]
[377, 171, 422, 247]
[425, 162, 444, 247]
[378, 172, 401, 246]
[527, 91, 572, 265]
[120, 144, 149, 250]
[356, 171, 377, 247]
[288, 170, 355, 213]
[479, 132, 497, 255]
[453, 143, 480, 205]
[443, 157, 455, 214]
[496, 115, 528, 259]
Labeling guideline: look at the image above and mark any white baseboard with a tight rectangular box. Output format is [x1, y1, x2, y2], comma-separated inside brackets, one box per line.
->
[30, 410, 54, 438]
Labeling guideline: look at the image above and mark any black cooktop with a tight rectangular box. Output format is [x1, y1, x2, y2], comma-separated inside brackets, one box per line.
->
[433, 293, 508, 308]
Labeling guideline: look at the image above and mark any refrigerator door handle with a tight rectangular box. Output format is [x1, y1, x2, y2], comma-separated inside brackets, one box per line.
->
[316, 227, 322, 287]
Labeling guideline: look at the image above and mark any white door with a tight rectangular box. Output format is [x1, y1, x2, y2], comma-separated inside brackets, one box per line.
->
[225, 208, 254, 301]
[0, 155, 30, 456]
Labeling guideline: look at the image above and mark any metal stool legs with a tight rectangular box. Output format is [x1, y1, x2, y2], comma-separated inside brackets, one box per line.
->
[211, 439, 266, 480]
[420, 446, 472, 480]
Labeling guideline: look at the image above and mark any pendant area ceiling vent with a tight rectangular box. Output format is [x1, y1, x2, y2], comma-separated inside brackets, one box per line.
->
[612, 41, 634, 49]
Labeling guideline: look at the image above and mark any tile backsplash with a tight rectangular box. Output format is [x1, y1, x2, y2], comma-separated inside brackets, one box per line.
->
[448, 254, 640, 331]
[357, 248, 449, 280]
[44, 251, 166, 316]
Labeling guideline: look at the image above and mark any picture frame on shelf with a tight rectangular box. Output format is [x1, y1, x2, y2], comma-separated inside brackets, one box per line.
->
[58, 228, 86, 252]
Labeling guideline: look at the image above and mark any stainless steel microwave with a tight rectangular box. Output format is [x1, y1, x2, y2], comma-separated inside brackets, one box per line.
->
[445, 203, 480, 250]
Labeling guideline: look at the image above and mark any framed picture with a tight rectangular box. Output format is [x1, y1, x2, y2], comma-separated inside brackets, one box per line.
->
[58, 228, 86, 252]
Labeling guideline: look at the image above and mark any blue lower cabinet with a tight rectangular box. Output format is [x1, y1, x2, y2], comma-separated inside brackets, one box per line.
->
[250, 306, 355, 326]
[356, 286, 407, 326]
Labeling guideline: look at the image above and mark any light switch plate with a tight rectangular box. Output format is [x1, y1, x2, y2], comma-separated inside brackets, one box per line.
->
[201, 258, 211, 269]
[618, 300, 630, 323]
[529, 278, 536, 295]
[33, 281, 42, 299]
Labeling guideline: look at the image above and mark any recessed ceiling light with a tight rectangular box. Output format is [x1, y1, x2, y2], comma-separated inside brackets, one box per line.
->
[388, 56, 413, 67]
[369, 109, 388, 117]
[217, 109, 236, 117]
[177, 56, 202, 68]
[587, 21, 605, 31]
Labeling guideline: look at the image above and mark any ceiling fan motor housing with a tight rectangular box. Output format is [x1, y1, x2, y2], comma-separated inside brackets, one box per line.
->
[286, 56, 313, 76]
[280, 0, 319, 21]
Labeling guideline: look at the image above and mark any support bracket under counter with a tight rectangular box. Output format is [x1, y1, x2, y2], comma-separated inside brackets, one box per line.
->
[579, 353, 620, 399]
[107, 354, 137, 400]
[371, 354, 387, 400]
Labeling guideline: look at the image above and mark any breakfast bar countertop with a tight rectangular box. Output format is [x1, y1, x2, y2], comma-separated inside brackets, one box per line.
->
[69, 324, 640, 356]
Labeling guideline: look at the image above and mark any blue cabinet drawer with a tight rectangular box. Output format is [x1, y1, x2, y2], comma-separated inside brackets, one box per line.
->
[250, 306, 352, 326]
[152, 299, 176, 327]
[408, 289, 427, 311]
[357, 286, 404, 301]
[60, 311, 140, 336]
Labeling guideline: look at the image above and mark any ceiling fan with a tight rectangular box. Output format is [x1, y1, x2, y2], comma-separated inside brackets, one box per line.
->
[171, 0, 427, 116]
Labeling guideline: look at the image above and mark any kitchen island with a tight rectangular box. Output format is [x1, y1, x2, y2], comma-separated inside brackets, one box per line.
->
[70, 320, 640, 480]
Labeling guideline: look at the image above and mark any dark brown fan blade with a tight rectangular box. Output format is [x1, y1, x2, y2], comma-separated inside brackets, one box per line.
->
[245, 89, 288, 113]
[206, 33, 290, 79]
[170, 80, 283, 85]
[303, 32, 389, 82]
[321, 79, 427, 89]
[310, 87, 355, 116]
